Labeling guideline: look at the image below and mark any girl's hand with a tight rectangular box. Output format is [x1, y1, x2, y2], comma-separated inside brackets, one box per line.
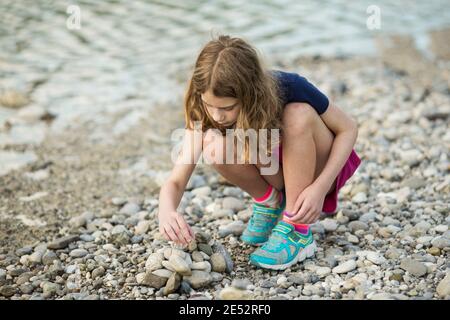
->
[285, 183, 327, 224]
[158, 210, 194, 245]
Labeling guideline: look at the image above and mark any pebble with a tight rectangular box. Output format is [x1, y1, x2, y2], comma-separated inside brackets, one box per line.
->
[191, 186, 211, 197]
[231, 278, 251, 290]
[237, 209, 252, 222]
[348, 221, 369, 233]
[332, 260, 357, 274]
[434, 225, 448, 233]
[191, 261, 211, 272]
[223, 187, 242, 197]
[352, 192, 367, 203]
[0, 286, 16, 297]
[69, 211, 93, 228]
[222, 197, 246, 212]
[187, 240, 197, 252]
[347, 235, 359, 243]
[212, 209, 234, 219]
[400, 258, 427, 277]
[164, 273, 181, 296]
[119, 203, 141, 215]
[366, 251, 386, 265]
[218, 220, 245, 237]
[161, 261, 175, 272]
[427, 247, 441, 256]
[136, 273, 146, 285]
[183, 271, 212, 289]
[47, 235, 80, 250]
[211, 272, 224, 282]
[431, 236, 450, 249]
[42, 281, 59, 297]
[142, 272, 167, 288]
[400, 149, 423, 166]
[321, 218, 338, 232]
[69, 249, 88, 258]
[417, 236, 434, 245]
[179, 281, 192, 295]
[191, 251, 204, 262]
[103, 243, 118, 253]
[16, 272, 32, 285]
[15, 247, 33, 256]
[152, 269, 173, 278]
[42, 251, 58, 265]
[186, 175, 206, 190]
[28, 251, 44, 264]
[20, 284, 34, 294]
[212, 243, 234, 273]
[359, 212, 377, 223]
[219, 286, 252, 300]
[111, 197, 127, 206]
[134, 220, 151, 235]
[198, 244, 213, 256]
[79, 234, 94, 242]
[436, 273, 450, 298]
[168, 255, 191, 276]
[65, 265, 77, 274]
[91, 267, 105, 279]
[316, 267, 332, 277]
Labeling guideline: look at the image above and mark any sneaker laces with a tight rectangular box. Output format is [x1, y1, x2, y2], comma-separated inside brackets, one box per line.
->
[249, 204, 279, 228]
[261, 231, 285, 250]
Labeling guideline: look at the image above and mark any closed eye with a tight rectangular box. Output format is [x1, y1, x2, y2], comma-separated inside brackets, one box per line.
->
[223, 105, 236, 111]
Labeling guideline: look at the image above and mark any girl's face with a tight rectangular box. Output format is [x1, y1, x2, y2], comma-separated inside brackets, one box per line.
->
[201, 89, 240, 128]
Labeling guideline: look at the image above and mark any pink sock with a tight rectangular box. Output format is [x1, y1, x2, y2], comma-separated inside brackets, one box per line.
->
[253, 185, 283, 209]
[282, 211, 309, 235]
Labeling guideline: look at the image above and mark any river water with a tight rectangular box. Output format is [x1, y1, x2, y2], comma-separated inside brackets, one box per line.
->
[0, 0, 449, 172]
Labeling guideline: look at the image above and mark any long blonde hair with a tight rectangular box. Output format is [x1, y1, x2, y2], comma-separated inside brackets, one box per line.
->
[183, 34, 284, 163]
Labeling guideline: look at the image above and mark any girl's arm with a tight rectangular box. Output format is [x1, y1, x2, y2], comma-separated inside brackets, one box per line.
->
[314, 102, 358, 193]
[158, 127, 203, 245]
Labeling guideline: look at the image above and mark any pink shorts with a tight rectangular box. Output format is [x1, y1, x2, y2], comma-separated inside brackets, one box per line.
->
[273, 144, 362, 214]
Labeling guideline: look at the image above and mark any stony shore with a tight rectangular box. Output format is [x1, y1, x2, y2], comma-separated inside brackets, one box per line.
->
[1, 30, 450, 299]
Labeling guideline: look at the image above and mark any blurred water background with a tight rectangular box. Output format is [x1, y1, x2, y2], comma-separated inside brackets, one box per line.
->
[1, 0, 449, 131]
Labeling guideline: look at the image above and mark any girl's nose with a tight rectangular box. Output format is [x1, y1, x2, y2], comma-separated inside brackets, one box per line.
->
[214, 111, 225, 122]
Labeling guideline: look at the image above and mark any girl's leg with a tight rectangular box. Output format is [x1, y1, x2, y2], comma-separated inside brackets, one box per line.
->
[281, 103, 335, 213]
[203, 129, 287, 246]
[203, 129, 284, 198]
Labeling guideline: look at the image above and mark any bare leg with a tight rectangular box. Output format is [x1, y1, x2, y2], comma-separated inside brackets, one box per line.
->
[203, 129, 283, 199]
[213, 163, 270, 199]
[282, 109, 316, 213]
[281, 103, 335, 213]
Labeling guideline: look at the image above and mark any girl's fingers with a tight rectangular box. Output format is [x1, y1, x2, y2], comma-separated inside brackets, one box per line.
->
[187, 225, 195, 239]
[301, 212, 312, 224]
[171, 223, 187, 245]
[167, 224, 183, 244]
[163, 226, 177, 242]
[175, 216, 191, 244]
[303, 210, 319, 224]
[176, 214, 195, 241]
[292, 196, 304, 215]
[291, 204, 310, 222]
[160, 228, 170, 242]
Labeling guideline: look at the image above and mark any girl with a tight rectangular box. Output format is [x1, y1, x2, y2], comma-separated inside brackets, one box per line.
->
[158, 35, 361, 271]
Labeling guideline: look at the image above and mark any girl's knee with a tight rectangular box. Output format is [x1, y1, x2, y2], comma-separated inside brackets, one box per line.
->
[282, 102, 317, 134]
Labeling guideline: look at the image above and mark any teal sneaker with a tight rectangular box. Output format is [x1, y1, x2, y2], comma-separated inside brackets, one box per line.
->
[240, 191, 286, 246]
[249, 220, 317, 270]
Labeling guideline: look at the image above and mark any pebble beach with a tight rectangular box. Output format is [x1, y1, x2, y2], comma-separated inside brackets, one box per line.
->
[0, 1, 449, 300]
